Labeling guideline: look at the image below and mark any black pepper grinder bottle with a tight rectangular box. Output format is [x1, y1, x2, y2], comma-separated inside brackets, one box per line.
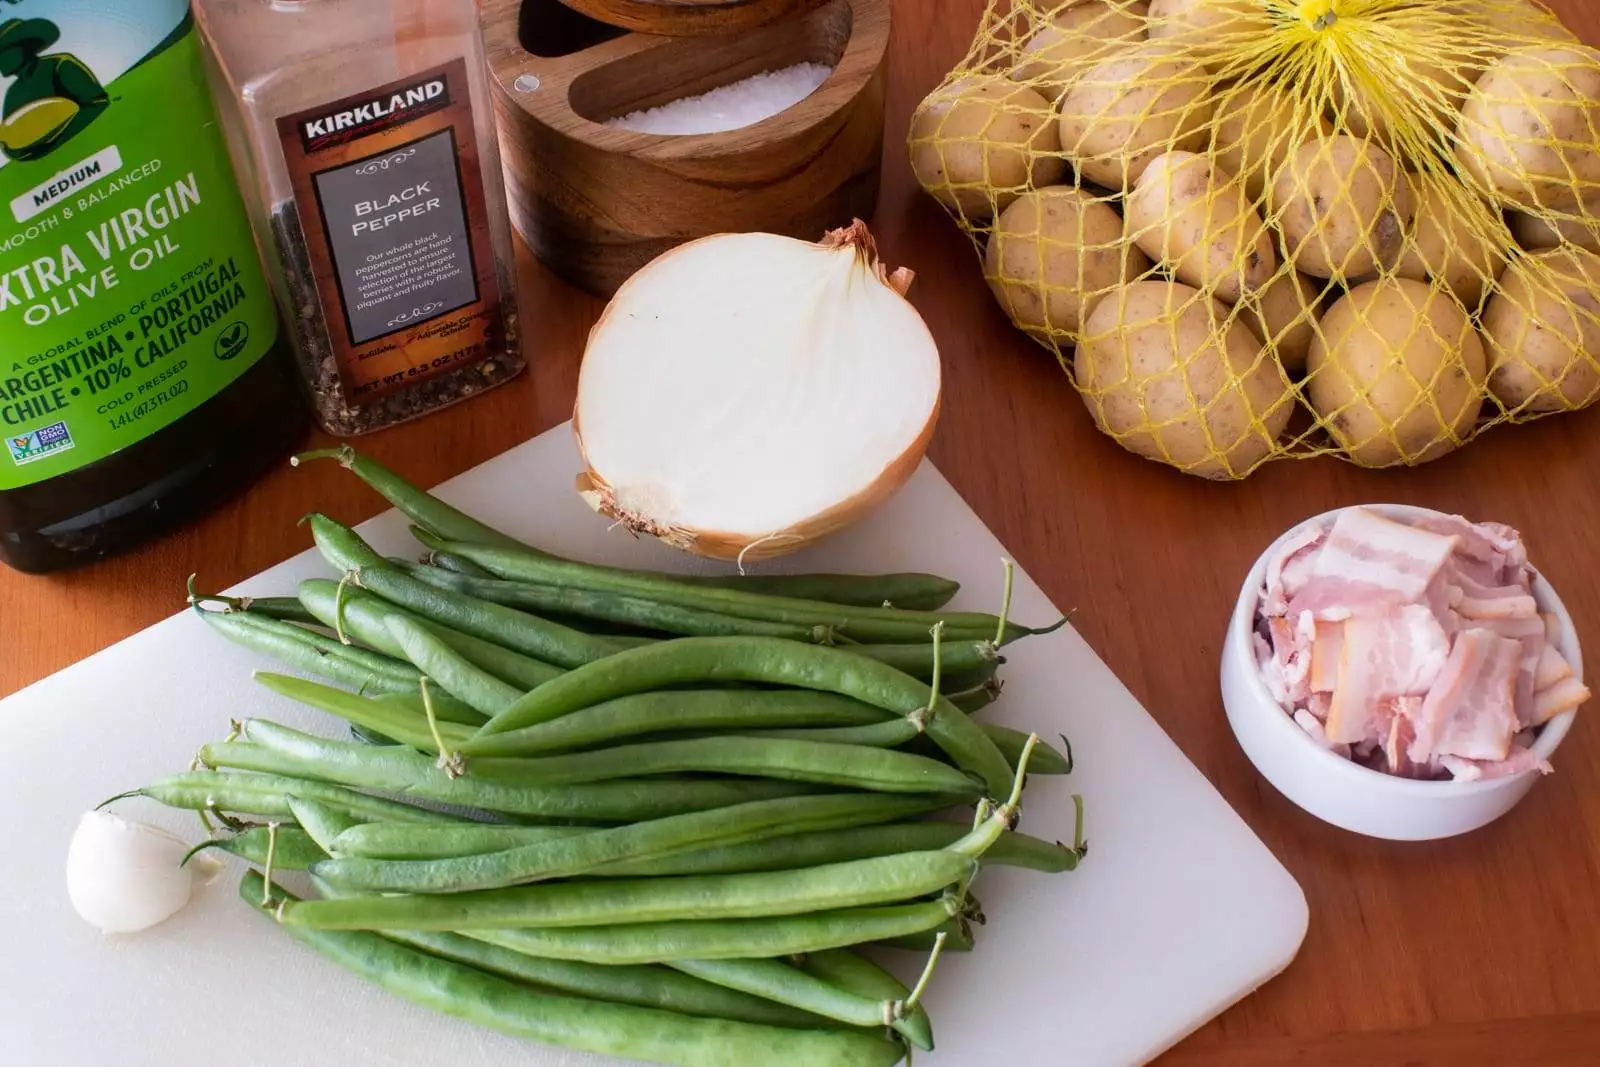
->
[0, 0, 306, 574]
[196, 0, 526, 436]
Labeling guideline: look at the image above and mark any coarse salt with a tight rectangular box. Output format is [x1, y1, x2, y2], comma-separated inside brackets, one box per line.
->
[606, 63, 833, 135]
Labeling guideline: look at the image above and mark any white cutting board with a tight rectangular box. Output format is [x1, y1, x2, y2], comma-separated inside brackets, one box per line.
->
[0, 424, 1306, 1067]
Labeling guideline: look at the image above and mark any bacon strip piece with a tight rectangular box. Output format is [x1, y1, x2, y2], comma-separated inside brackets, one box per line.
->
[1325, 606, 1451, 744]
[1410, 629, 1522, 763]
[1309, 621, 1343, 693]
[1313, 508, 1460, 603]
[1263, 526, 1326, 615]
[1533, 676, 1592, 727]
[1534, 644, 1576, 692]
[1441, 748, 1553, 782]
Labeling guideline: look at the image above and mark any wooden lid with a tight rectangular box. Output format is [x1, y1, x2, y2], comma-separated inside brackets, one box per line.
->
[556, 0, 832, 36]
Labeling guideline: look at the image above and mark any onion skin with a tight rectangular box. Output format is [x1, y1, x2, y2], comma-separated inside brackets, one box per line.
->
[572, 223, 942, 563]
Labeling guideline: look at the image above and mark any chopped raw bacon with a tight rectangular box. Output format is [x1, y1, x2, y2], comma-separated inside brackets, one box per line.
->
[1325, 606, 1451, 744]
[1309, 621, 1343, 693]
[1440, 748, 1553, 782]
[1313, 508, 1459, 603]
[1533, 676, 1591, 727]
[1257, 508, 1582, 782]
[1294, 709, 1351, 759]
[1410, 629, 1522, 763]
[1534, 644, 1575, 692]
[1263, 525, 1325, 614]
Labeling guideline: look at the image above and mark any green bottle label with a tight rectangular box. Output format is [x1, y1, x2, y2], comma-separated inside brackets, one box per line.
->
[0, 1, 281, 490]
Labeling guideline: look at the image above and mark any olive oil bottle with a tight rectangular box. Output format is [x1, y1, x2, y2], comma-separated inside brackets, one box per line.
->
[0, 0, 304, 573]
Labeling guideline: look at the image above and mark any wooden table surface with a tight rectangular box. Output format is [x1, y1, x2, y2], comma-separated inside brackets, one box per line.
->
[6, 2, 1600, 1063]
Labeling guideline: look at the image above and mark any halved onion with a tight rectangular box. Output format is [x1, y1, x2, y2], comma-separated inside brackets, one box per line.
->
[574, 222, 942, 562]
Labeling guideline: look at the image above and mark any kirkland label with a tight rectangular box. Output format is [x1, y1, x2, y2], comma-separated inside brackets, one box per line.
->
[277, 58, 499, 403]
[0, 0, 281, 491]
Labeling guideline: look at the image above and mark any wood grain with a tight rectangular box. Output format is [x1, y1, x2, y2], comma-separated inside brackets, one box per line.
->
[6, 1, 1600, 1063]
[556, 0, 830, 37]
[483, 0, 888, 294]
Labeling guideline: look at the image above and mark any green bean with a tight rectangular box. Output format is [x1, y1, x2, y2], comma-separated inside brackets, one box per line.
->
[476, 637, 1016, 798]
[222, 594, 324, 626]
[877, 921, 975, 953]
[303, 445, 961, 609]
[399, 562, 840, 643]
[381, 614, 522, 718]
[683, 573, 959, 612]
[332, 822, 590, 860]
[735, 721, 921, 748]
[300, 579, 562, 693]
[312, 793, 944, 893]
[257, 673, 476, 751]
[983, 724, 1072, 775]
[202, 733, 820, 825]
[285, 796, 364, 852]
[389, 929, 833, 1031]
[294, 446, 531, 550]
[852, 640, 1002, 679]
[245, 873, 901, 1067]
[197, 607, 422, 697]
[307, 515, 626, 669]
[800, 949, 934, 1048]
[465, 736, 976, 794]
[676, 956, 933, 1051]
[421, 532, 1030, 645]
[286, 851, 976, 932]
[332, 792, 949, 863]
[118, 769, 460, 824]
[461, 689, 890, 758]
[949, 678, 1002, 716]
[424, 550, 498, 578]
[186, 826, 327, 870]
[606, 822, 1078, 878]
[469, 897, 963, 965]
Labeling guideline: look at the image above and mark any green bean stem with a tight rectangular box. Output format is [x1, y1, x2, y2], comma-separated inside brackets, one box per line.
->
[311, 793, 947, 894]
[801, 949, 934, 1049]
[474, 637, 1015, 799]
[299, 579, 561, 693]
[246, 873, 903, 1067]
[419, 532, 1031, 646]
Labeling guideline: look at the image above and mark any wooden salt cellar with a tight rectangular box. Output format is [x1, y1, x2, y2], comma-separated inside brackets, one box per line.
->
[481, 0, 890, 296]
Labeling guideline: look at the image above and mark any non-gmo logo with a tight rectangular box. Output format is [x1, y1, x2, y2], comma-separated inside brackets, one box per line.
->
[6, 419, 73, 466]
[215, 320, 250, 361]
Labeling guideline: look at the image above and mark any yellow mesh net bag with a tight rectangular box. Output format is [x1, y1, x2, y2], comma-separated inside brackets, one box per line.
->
[908, 0, 1600, 478]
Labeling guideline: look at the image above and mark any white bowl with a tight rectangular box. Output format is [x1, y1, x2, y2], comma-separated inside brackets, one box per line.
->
[1221, 503, 1582, 841]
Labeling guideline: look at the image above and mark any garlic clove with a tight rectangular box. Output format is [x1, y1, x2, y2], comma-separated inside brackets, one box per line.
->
[66, 810, 207, 935]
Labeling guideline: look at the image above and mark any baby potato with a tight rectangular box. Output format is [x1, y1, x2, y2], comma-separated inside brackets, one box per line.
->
[1482, 247, 1600, 412]
[1009, 1, 1150, 103]
[1147, 0, 1271, 64]
[1271, 135, 1415, 281]
[1059, 41, 1216, 190]
[1510, 202, 1600, 254]
[1211, 78, 1332, 204]
[1239, 269, 1324, 375]
[1394, 180, 1508, 311]
[985, 186, 1152, 341]
[1075, 279, 1293, 478]
[1307, 277, 1487, 466]
[1125, 150, 1276, 303]
[909, 76, 1065, 219]
[1456, 46, 1600, 211]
